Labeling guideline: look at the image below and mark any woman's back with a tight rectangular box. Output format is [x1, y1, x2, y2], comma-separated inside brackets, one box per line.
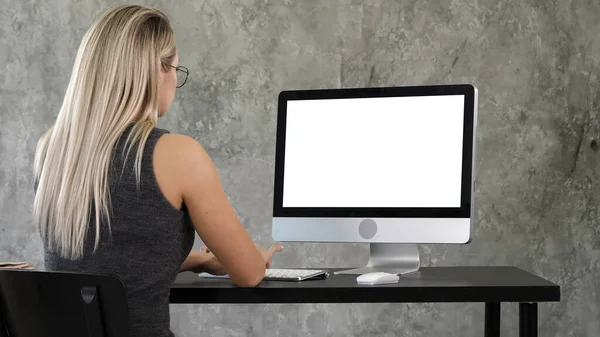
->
[44, 125, 195, 337]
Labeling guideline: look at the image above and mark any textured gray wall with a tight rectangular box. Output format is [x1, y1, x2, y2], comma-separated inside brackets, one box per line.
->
[1, 0, 599, 336]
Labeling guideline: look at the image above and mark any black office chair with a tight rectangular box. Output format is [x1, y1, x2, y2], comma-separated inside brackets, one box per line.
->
[0, 269, 129, 337]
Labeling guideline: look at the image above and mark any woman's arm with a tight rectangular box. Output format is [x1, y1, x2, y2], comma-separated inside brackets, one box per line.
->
[155, 134, 279, 287]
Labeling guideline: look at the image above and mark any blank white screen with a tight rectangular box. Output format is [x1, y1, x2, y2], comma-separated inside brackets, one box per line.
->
[282, 95, 465, 208]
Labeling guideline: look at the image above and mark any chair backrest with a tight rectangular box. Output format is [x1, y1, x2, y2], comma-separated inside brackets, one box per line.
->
[0, 270, 129, 337]
[0, 297, 7, 337]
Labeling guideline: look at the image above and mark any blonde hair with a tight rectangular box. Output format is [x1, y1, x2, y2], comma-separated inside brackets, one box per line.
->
[33, 5, 176, 259]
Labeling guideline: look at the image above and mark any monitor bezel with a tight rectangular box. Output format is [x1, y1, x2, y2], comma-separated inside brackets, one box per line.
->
[273, 84, 476, 218]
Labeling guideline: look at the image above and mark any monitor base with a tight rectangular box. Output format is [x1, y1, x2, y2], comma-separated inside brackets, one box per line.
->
[334, 243, 421, 275]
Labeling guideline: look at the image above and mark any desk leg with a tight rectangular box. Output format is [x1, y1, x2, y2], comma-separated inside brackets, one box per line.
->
[519, 303, 537, 337]
[485, 302, 500, 337]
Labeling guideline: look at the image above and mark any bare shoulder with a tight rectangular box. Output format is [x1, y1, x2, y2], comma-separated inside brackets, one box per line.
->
[156, 133, 202, 153]
[153, 133, 215, 209]
[155, 133, 211, 167]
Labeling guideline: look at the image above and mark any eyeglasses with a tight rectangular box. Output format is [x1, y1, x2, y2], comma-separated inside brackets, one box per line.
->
[164, 64, 189, 88]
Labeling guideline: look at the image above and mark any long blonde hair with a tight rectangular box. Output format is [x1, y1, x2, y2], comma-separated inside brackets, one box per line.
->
[34, 5, 176, 259]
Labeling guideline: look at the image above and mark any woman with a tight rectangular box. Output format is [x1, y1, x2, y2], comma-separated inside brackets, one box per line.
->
[33, 5, 282, 337]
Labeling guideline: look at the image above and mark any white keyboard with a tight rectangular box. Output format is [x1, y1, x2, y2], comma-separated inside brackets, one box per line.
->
[198, 268, 329, 281]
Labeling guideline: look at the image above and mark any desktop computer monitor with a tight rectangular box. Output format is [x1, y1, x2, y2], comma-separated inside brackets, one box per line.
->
[271, 84, 478, 275]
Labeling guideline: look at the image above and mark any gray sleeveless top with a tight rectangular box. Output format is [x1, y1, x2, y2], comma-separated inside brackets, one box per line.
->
[43, 125, 195, 337]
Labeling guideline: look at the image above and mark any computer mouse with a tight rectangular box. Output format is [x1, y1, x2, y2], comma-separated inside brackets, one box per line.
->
[356, 272, 400, 285]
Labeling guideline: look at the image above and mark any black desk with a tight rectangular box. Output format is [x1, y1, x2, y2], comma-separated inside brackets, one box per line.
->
[171, 266, 560, 337]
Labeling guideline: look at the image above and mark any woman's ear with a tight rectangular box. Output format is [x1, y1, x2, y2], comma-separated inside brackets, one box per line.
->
[159, 62, 168, 74]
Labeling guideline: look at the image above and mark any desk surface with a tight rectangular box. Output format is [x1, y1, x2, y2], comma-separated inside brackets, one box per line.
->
[170, 266, 560, 304]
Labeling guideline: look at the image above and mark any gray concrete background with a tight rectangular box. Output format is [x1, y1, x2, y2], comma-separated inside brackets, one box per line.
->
[1, 0, 599, 336]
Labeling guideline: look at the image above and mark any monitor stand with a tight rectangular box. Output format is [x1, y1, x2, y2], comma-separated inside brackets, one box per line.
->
[334, 243, 421, 275]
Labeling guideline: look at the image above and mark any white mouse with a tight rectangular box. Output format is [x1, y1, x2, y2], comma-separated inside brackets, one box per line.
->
[356, 272, 400, 285]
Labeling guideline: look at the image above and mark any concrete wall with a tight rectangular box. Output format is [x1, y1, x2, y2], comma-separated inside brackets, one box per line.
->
[1, 1, 599, 336]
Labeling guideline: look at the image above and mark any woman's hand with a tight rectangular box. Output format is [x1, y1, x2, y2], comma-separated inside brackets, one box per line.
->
[180, 243, 283, 275]
[255, 243, 284, 268]
[179, 247, 226, 275]
[197, 246, 227, 275]
[202, 243, 283, 271]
